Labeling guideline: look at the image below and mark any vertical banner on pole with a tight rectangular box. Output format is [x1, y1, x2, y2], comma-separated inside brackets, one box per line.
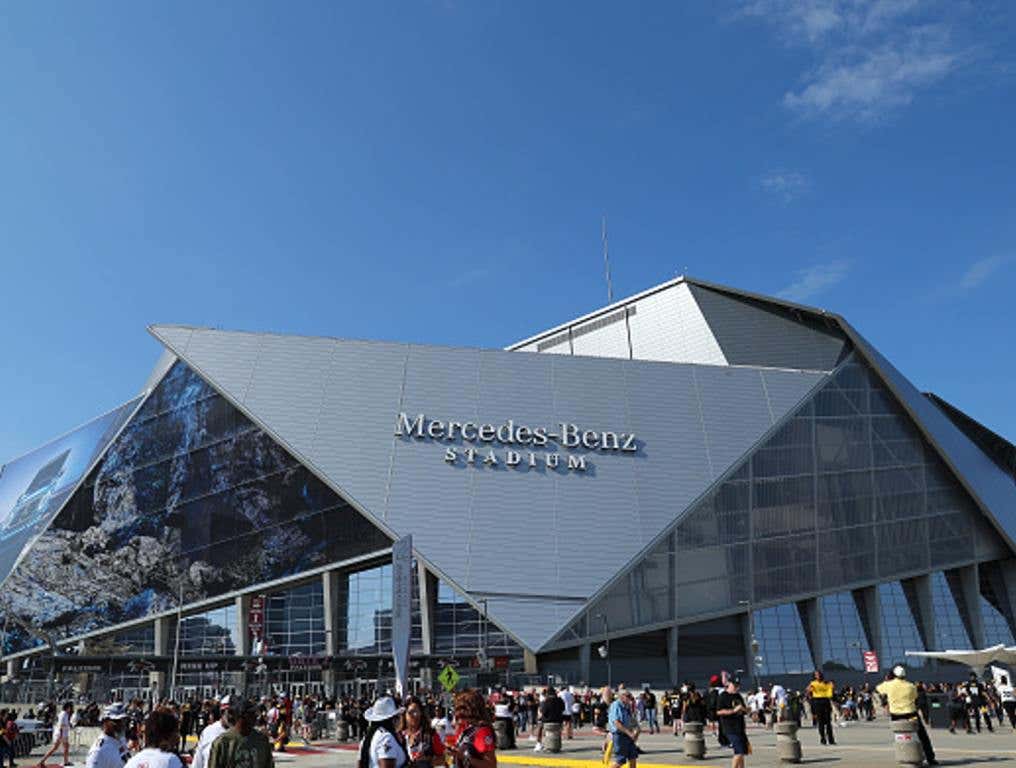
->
[392, 535, 413, 698]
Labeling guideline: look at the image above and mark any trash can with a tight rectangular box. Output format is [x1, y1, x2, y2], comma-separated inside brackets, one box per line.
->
[926, 694, 950, 729]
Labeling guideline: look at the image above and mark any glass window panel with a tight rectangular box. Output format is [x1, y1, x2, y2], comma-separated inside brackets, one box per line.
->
[752, 476, 815, 539]
[819, 526, 876, 589]
[179, 603, 238, 656]
[877, 520, 929, 577]
[754, 603, 814, 675]
[816, 416, 871, 472]
[878, 581, 924, 667]
[817, 471, 874, 529]
[820, 592, 867, 671]
[265, 581, 326, 656]
[929, 572, 972, 650]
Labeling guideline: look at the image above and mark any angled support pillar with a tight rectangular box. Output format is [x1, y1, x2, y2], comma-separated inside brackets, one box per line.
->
[796, 597, 822, 670]
[417, 562, 437, 656]
[853, 585, 882, 665]
[998, 559, 1016, 639]
[416, 564, 438, 690]
[952, 564, 985, 649]
[667, 625, 679, 685]
[901, 575, 935, 651]
[579, 643, 591, 685]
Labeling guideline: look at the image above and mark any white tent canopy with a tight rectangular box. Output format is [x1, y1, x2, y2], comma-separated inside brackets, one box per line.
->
[906, 644, 1016, 671]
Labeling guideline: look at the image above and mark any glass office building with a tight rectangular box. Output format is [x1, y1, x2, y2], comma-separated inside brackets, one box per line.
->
[1, 277, 1015, 699]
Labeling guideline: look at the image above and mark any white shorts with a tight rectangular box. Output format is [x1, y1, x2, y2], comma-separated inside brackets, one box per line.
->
[52, 729, 69, 744]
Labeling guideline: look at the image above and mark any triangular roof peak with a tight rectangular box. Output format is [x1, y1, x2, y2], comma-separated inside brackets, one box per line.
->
[507, 275, 839, 353]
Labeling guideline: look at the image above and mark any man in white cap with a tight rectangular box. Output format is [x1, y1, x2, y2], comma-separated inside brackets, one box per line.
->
[85, 705, 130, 768]
[876, 666, 937, 766]
[192, 696, 232, 768]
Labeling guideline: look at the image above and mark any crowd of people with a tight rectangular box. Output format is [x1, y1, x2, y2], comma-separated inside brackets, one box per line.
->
[9, 666, 1016, 768]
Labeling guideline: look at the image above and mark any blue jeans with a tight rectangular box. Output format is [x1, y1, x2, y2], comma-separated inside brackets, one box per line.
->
[646, 709, 658, 731]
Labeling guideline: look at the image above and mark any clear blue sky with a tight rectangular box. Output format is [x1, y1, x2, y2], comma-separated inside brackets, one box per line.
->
[1, 1, 1013, 461]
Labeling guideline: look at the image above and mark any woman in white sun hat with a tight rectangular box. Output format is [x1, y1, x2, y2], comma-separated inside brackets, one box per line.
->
[357, 697, 408, 768]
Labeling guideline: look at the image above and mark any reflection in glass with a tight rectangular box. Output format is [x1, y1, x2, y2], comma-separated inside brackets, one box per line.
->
[4, 361, 390, 643]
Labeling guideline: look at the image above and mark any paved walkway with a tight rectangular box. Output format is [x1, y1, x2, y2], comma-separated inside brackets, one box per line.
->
[30, 720, 1016, 768]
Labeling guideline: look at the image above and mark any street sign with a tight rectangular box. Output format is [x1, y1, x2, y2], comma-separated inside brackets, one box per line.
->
[863, 650, 879, 673]
[438, 665, 460, 692]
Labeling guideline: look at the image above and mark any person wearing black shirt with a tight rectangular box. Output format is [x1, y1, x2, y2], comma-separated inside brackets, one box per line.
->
[534, 688, 564, 752]
[715, 679, 749, 768]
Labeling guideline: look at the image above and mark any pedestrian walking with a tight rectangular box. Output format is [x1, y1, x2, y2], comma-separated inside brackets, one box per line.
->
[123, 710, 184, 768]
[805, 671, 836, 746]
[36, 702, 74, 768]
[715, 677, 749, 768]
[84, 705, 130, 768]
[193, 697, 232, 768]
[606, 690, 639, 768]
[998, 675, 1016, 728]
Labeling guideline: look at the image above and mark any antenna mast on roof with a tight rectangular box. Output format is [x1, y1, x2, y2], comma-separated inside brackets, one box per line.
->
[602, 215, 614, 304]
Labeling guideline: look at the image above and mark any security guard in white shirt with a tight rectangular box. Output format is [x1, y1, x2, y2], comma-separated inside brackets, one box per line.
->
[86, 704, 131, 768]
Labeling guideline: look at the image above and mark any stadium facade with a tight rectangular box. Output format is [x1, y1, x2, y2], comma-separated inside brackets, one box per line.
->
[2, 276, 1016, 701]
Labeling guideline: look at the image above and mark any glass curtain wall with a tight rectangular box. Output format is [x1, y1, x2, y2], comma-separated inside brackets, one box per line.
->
[572, 353, 994, 652]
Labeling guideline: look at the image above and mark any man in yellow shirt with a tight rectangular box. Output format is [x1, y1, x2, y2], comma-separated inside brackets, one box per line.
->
[805, 671, 835, 745]
[875, 666, 937, 766]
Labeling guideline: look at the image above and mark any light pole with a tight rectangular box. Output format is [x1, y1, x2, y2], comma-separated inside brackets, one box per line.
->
[594, 613, 611, 688]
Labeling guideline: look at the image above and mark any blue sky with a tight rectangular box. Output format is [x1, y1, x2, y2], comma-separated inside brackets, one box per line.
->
[0, 1, 1013, 461]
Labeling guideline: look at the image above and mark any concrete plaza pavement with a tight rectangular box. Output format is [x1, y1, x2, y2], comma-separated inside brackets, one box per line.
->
[299, 721, 1016, 768]
[30, 720, 1016, 768]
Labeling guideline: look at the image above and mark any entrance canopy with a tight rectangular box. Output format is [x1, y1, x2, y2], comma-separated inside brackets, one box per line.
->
[906, 644, 1016, 671]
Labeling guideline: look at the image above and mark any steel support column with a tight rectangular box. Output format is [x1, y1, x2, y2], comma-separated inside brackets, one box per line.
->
[797, 597, 822, 670]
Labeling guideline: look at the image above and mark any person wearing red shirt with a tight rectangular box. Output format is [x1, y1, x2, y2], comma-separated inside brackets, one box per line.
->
[448, 690, 497, 768]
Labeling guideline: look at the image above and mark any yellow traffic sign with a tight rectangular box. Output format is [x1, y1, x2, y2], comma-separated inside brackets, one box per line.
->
[438, 665, 460, 692]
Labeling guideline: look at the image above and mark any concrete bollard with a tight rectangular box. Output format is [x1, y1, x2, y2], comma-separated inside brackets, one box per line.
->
[493, 719, 515, 750]
[336, 720, 350, 742]
[891, 719, 925, 766]
[776, 721, 802, 764]
[542, 722, 563, 753]
[682, 721, 706, 760]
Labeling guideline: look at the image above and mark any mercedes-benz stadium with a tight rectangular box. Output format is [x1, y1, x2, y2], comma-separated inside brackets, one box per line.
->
[2, 276, 1015, 702]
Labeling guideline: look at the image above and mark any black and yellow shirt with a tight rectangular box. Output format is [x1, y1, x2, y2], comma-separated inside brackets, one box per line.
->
[807, 680, 834, 699]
